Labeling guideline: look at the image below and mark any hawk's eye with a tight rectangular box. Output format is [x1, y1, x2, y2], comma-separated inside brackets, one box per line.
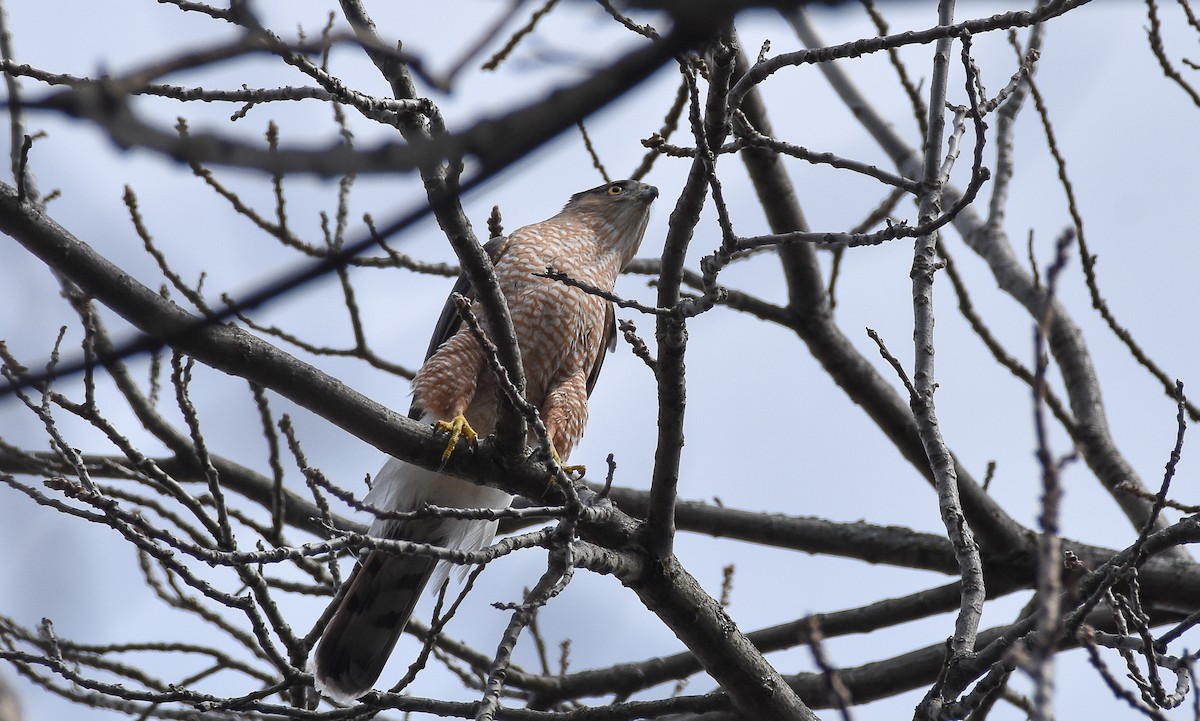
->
[607, 184, 624, 196]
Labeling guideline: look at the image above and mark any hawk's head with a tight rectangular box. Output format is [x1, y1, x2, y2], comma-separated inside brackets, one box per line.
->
[566, 179, 659, 209]
[563, 179, 658, 262]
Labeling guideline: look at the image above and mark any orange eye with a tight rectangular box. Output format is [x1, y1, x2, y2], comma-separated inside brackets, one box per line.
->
[607, 184, 623, 195]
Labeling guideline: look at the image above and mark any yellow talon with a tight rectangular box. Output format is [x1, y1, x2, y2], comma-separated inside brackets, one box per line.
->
[551, 444, 585, 477]
[435, 414, 478, 464]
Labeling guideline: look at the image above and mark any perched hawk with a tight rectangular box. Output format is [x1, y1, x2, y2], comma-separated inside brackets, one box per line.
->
[312, 179, 658, 701]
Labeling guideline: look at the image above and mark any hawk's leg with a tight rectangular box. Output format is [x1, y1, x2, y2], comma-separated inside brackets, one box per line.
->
[550, 443, 585, 477]
[435, 414, 478, 464]
[412, 331, 486, 466]
[542, 369, 590, 478]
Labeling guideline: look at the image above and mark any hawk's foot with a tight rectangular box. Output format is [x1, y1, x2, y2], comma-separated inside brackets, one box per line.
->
[551, 444, 585, 478]
[435, 414, 478, 464]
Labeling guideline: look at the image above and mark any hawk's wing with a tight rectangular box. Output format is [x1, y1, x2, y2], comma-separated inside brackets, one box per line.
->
[585, 302, 617, 398]
[410, 234, 617, 412]
[410, 235, 512, 419]
[422, 236, 514, 362]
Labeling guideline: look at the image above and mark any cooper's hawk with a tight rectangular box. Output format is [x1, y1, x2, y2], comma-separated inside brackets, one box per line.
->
[312, 179, 658, 701]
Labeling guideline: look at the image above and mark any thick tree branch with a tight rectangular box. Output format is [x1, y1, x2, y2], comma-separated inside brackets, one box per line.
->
[26, 24, 684, 178]
[790, 2, 1179, 543]
[905, 0, 985, 683]
[730, 42, 1031, 560]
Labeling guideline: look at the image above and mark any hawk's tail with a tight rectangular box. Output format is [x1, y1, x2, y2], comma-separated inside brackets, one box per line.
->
[311, 549, 435, 702]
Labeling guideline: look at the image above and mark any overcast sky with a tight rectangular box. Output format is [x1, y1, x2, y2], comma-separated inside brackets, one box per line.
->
[1, 2, 1198, 720]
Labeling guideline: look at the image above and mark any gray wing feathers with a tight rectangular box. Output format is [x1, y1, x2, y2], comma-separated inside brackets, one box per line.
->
[585, 302, 617, 397]
[421, 237, 512, 361]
